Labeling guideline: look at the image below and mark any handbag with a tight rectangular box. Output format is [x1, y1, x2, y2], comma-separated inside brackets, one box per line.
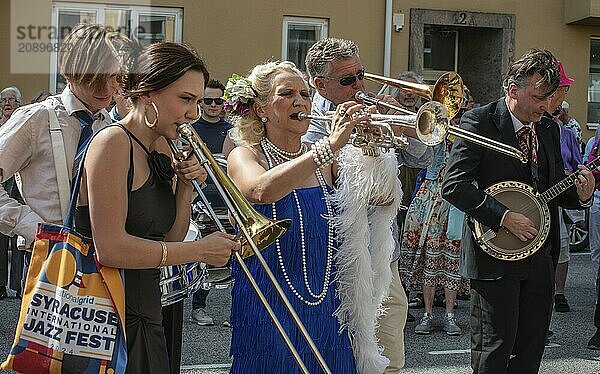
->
[1, 126, 130, 374]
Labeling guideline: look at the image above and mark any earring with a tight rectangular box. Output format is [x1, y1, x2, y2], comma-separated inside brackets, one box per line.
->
[192, 104, 202, 123]
[144, 102, 159, 128]
[261, 117, 267, 123]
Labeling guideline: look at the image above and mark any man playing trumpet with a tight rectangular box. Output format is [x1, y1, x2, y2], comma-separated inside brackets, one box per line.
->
[303, 37, 433, 373]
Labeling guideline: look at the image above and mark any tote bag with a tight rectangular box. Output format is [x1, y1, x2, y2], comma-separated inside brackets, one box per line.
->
[1, 126, 128, 373]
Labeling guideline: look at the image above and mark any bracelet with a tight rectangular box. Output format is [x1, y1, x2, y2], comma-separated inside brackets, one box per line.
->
[311, 143, 323, 168]
[311, 138, 335, 169]
[321, 138, 335, 161]
[157, 241, 168, 268]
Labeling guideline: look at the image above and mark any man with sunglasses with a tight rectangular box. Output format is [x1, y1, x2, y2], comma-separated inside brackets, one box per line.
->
[303, 37, 433, 372]
[192, 79, 232, 154]
[190, 78, 232, 327]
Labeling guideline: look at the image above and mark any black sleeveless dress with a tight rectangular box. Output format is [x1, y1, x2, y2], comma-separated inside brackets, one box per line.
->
[75, 126, 181, 374]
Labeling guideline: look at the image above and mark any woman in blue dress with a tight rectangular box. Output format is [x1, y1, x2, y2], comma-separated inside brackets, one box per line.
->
[225, 61, 363, 373]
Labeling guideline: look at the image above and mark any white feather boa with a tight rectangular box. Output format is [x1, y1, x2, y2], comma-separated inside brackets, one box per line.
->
[329, 146, 402, 374]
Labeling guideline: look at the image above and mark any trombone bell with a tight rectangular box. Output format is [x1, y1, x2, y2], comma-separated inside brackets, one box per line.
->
[414, 101, 449, 146]
[177, 123, 291, 259]
[432, 72, 464, 120]
[364, 71, 464, 119]
[241, 215, 291, 258]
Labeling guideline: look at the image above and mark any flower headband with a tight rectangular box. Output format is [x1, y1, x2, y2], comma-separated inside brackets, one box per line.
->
[223, 73, 257, 117]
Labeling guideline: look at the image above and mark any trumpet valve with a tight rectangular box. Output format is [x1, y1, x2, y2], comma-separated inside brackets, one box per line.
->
[393, 134, 409, 149]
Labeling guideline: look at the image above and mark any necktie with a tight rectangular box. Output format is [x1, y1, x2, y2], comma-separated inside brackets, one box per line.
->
[75, 110, 95, 154]
[516, 126, 538, 164]
[72, 111, 97, 182]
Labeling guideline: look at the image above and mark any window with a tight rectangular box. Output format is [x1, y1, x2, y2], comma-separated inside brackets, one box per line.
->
[588, 38, 600, 126]
[282, 17, 328, 72]
[423, 25, 458, 81]
[135, 13, 177, 46]
[51, 3, 182, 93]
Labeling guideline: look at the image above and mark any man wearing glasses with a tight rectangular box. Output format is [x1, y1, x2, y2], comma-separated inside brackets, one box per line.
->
[0, 87, 22, 126]
[190, 78, 232, 327]
[0, 86, 24, 301]
[192, 79, 232, 154]
[303, 37, 433, 372]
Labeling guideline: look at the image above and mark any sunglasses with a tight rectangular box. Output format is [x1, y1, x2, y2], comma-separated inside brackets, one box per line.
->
[203, 97, 224, 105]
[324, 68, 365, 86]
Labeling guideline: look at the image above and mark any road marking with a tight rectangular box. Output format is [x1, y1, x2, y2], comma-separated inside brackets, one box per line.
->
[429, 343, 560, 355]
[181, 363, 232, 369]
[571, 252, 591, 257]
[428, 349, 470, 355]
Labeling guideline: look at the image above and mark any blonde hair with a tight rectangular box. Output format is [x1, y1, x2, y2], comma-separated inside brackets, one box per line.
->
[59, 24, 119, 94]
[229, 61, 305, 146]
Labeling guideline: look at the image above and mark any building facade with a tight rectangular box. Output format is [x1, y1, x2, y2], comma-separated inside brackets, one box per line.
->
[2, 0, 600, 135]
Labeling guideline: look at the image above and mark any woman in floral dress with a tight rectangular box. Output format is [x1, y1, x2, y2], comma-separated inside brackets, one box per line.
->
[399, 138, 468, 336]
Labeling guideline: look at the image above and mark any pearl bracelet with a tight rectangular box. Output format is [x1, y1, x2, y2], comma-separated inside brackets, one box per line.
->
[311, 138, 335, 169]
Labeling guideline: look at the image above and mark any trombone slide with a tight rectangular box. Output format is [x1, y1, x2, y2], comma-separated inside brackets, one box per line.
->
[171, 126, 332, 374]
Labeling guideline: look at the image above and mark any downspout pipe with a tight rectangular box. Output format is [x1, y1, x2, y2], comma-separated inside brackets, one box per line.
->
[384, 0, 393, 77]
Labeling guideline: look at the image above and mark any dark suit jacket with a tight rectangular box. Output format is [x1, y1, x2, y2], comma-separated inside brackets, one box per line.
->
[441, 98, 583, 280]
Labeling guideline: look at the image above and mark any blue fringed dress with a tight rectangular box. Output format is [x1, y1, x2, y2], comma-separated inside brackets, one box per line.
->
[230, 186, 356, 373]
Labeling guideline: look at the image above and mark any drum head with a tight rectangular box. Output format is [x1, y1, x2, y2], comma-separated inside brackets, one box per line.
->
[477, 181, 550, 261]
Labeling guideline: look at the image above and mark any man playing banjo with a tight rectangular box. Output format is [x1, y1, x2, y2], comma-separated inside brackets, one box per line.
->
[442, 49, 595, 374]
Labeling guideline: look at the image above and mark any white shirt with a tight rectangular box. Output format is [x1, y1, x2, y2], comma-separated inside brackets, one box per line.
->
[0, 86, 111, 246]
[505, 97, 535, 135]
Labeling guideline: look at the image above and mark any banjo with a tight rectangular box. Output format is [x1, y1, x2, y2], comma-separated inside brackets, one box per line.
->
[472, 158, 600, 261]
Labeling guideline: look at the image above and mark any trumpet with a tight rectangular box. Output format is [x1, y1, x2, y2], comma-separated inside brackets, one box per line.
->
[169, 124, 331, 374]
[297, 101, 448, 153]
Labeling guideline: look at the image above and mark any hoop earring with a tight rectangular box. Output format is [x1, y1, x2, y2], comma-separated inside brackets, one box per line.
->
[192, 104, 202, 123]
[261, 117, 268, 123]
[144, 102, 159, 128]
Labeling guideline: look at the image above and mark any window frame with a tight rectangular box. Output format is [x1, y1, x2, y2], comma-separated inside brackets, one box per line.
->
[587, 36, 600, 129]
[281, 16, 329, 69]
[50, 2, 182, 94]
[422, 26, 459, 82]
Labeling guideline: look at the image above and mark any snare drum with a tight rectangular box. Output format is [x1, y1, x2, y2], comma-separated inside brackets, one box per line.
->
[201, 266, 233, 290]
[159, 220, 208, 306]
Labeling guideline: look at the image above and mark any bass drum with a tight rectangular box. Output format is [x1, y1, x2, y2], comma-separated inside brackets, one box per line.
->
[159, 220, 208, 306]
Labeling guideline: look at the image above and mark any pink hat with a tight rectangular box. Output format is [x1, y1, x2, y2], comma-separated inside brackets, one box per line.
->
[557, 61, 574, 87]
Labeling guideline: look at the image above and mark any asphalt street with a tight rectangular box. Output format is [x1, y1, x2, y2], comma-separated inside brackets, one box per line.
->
[1, 252, 599, 373]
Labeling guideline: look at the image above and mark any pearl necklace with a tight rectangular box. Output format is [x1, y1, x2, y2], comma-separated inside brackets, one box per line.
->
[260, 137, 307, 164]
[261, 141, 334, 306]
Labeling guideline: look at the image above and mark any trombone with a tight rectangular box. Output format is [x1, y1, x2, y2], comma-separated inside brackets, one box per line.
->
[365, 71, 465, 119]
[299, 100, 527, 163]
[355, 74, 528, 163]
[168, 124, 331, 374]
